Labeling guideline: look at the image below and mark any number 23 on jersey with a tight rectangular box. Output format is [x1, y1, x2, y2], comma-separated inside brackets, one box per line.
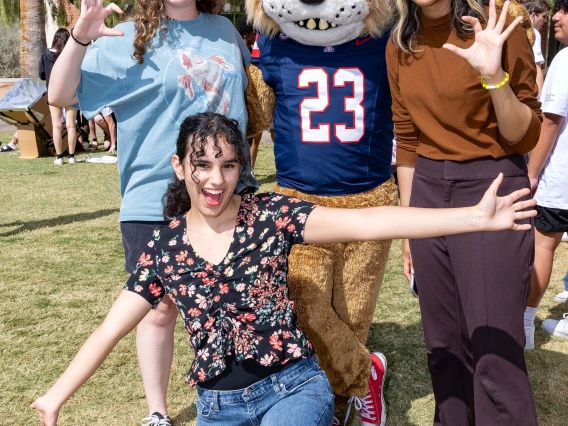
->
[299, 67, 365, 144]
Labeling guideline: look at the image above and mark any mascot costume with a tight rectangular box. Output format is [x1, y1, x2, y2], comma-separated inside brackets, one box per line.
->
[243, 0, 534, 424]
[245, 1, 398, 424]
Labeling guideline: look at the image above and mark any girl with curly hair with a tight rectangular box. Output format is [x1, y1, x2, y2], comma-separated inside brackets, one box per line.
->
[48, 1, 257, 424]
[32, 112, 536, 426]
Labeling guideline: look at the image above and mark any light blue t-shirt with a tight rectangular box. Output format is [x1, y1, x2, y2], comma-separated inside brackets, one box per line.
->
[78, 14, 251, 221]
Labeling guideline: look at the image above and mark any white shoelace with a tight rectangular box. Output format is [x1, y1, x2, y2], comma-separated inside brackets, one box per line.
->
[140, 414, 171, 426]
[345, 395, 377, 425]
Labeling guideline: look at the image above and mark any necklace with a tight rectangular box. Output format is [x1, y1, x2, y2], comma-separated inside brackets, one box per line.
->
[165, 11, 200, 21]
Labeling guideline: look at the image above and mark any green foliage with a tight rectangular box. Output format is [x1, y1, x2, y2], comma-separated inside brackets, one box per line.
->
[0, 0, 19, 26]
[0, 0, 62, 27]
[223, 0, 246, 25]
[57, 0, 68, 26]
[227, 0, 245, 13]
[103, 0, 137, 27]
[0, 24, 20, 77]
[67, 0, 137, 28]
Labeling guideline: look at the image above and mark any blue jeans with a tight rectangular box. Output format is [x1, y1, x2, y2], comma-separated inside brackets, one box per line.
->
[564, 270, 568, 291]
[195, 357, 334, 426]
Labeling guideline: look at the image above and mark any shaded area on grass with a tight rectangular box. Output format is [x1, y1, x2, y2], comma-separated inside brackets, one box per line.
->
[171, 404, 198, 425]
[0, 208, 120, 237]
[255, 173, 276, 186]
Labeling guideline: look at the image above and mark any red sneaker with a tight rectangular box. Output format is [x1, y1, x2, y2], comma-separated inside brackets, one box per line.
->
[350, 352, 387, 426]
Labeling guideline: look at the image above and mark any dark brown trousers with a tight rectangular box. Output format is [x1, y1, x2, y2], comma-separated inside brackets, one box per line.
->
[410, 155, 537, 426]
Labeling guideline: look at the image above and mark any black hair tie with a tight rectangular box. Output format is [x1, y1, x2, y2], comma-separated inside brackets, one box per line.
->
[71, 27, 91, 47]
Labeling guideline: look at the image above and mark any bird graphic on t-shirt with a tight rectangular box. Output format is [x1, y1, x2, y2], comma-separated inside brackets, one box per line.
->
[177, 48, 234, 114]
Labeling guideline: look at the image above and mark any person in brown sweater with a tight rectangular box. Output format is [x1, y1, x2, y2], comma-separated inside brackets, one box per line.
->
[386, 0, 541, 424]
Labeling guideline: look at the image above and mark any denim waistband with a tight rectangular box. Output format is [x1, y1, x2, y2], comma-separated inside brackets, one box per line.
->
[196, 357, 319, 404]
[415, 154, 528, 181]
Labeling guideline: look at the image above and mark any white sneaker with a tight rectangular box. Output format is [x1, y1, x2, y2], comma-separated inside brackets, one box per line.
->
[53, 158, 63, 166]
[554, 290, 568, 303]
[562, 233, 568, 242]
[524, 325, 535, 350]
[68, 156, 76, 164]
[140, 412, 172, 426]
[541, 313, 568, 340]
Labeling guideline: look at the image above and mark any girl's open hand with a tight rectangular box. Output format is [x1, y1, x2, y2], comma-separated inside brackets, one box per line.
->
[442, 0, 522, 78]
[477, 173, 536, 232]
[31, 396, 60, 426]
[73, 0, 124, 42]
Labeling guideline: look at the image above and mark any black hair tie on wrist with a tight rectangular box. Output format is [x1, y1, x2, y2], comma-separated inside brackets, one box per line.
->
[71, 27, 91, 47]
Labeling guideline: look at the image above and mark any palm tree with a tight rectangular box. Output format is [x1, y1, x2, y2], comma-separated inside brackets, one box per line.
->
[1, 0, 81, 78]
[19, 0, 46, 77]
[1, 0, 47, 77]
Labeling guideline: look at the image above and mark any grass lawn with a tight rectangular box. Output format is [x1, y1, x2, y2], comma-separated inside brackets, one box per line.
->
[1, 132, 568, 425]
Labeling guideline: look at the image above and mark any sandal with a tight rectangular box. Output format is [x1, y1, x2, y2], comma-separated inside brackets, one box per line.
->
[91, 137, 98, 151]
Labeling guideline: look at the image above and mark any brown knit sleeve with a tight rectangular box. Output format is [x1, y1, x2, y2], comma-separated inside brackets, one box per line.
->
[386, 41, 421, 166]
[499, 16, 543, 154]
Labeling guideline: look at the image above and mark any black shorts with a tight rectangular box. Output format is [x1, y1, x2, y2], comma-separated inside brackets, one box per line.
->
[120, 221, 169, 273]
[535, 205, 568, 233]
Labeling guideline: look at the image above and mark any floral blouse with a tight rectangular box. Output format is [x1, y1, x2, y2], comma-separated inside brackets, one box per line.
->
[124, 193, 318, 387]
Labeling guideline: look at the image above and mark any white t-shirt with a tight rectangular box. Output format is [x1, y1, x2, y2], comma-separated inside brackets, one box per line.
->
[534, 48, 568, 209]
[99, 107, 114, 117]
[533, 30, 544, 65]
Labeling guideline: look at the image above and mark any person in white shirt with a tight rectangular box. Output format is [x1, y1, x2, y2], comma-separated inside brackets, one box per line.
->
[523, 0, 551, 94]
[524, 0, 568, 349]
[93, 107, 117, 153]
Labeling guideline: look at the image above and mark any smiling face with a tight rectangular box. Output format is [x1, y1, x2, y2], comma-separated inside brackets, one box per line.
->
[261, 0, 370, 45]
[552, 8, 568, 44]
[172, 136, 241, 219]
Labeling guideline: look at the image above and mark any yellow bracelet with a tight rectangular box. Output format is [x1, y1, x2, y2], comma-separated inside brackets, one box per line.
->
[480, 72, 510, 90]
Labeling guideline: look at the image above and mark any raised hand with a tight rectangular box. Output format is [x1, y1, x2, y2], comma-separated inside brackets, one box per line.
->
[477, 173, 537, 232]
[442, 0, 522, 79]
[73, 0, 124, 42]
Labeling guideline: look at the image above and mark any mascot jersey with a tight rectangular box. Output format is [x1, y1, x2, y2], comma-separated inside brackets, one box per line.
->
[252, 33, 393, 196]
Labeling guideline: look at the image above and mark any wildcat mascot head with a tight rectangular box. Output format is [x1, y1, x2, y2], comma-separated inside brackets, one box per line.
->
[246, 0, 392, 46]
[245, 0, 534, 47]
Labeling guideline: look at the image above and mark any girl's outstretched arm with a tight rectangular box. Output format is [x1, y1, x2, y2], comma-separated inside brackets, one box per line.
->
[31, 291, 152, 426]
[303, 173, 537, 245]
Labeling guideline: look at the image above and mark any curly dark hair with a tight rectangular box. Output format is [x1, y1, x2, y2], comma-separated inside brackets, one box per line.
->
[162, 112, 249, 219]
[236, 16, 253, 36]
[132, 0, 224, 64]
[554, 0, 568, 13]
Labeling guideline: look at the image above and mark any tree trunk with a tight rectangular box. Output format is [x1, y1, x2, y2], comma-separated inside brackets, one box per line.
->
[20, 0, 47, 77]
